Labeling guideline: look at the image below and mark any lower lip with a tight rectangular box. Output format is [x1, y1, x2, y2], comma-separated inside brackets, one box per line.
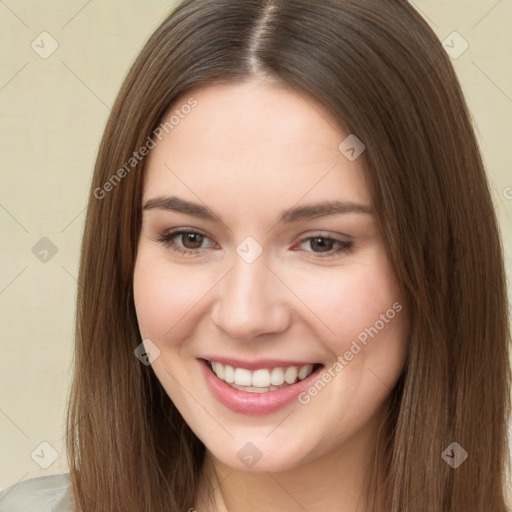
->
[199, 359, 323, 415]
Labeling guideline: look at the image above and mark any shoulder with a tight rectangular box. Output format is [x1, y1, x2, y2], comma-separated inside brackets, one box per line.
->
[0, 473, 75, 512]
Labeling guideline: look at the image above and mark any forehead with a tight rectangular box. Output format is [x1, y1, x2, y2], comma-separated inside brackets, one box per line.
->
[143, 80, 370, 212]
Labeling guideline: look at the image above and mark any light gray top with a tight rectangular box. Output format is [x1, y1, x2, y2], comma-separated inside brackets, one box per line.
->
[0, 474, 75, 512]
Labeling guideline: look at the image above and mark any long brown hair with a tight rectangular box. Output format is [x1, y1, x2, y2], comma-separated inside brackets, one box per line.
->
[66, 0, 511, 510]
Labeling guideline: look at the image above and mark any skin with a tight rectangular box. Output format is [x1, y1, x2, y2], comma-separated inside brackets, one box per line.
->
[133, 80, 409, 511]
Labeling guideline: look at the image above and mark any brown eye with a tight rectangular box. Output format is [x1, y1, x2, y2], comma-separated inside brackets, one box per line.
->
[156, 229, 216, 254]
[309, 237, 335, 253]
[295, 235, 354, 258]
[181, 232, 204, 249]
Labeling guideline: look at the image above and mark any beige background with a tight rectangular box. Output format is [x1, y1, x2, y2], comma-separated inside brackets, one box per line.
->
[1, 0, 511, 496]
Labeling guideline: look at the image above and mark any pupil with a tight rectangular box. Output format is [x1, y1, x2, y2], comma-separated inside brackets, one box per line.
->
[311, 237, 333, 252]
[183, 233, 203, 249]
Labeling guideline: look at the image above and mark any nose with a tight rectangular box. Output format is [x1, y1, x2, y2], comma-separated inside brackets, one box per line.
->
[210, 256, 291, 341]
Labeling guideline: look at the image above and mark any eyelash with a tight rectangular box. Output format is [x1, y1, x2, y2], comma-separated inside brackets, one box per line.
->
[156, 229, 354, 258]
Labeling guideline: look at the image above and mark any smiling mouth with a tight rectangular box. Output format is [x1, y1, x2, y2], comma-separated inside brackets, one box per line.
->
[204, 359, 324, 393]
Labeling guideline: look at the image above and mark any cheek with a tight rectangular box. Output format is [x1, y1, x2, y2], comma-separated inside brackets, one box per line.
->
[286, 258, 403, 347]
[285, 251, 408, 397]
[132, 248, 212, 341]
[291, 259, 407, 429]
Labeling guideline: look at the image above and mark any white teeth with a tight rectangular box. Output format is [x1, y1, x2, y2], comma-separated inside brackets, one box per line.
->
[212, 361, 224, 380]
[209, 361, 317, 391]
[252, 369, 271, 387]
[270, 367, 285, 385]
[223, 364, 235, 383]
[284, 366, 298, 384]
[298, 364, 313, 380]
[234, 368, 252, 386]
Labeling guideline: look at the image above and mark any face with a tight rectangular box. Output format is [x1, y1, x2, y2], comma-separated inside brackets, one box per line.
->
[133, 80, 409, 473]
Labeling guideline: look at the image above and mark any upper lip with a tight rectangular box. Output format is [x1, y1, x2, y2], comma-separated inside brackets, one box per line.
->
[200, 357, 322, 371]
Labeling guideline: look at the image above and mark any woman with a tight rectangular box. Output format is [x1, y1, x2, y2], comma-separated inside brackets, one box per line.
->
[1, 0, 510, 510]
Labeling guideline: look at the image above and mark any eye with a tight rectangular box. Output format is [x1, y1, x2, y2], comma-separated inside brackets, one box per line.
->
[156, 229, 217, 255]
[296, 235, 354, 258]
[155, 230, 353, 258]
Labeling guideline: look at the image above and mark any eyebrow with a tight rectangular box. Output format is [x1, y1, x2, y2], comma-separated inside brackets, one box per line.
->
[142, 195, 373, 223]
